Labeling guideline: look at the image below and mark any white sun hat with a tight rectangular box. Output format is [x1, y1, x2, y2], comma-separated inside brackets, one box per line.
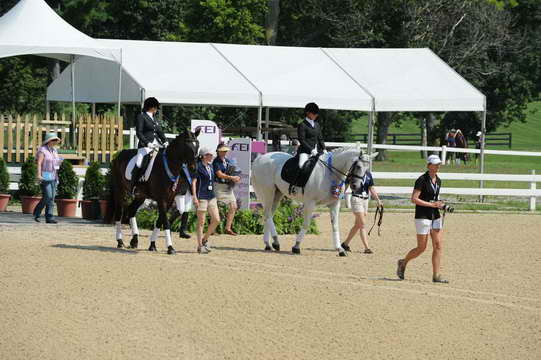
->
[427, 154, 442, 165]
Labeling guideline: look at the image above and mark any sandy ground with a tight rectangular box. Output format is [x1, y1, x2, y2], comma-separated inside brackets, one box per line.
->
[0, 212, 540, 360]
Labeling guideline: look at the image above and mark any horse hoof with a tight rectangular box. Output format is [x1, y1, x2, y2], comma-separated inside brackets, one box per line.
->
[148, 242, 157, 252]
[292, 247, 301, 255]
[338, 250, 347, 257]
[117, 240, 124, 248]
[167, 246, 176, 255]
[272, 242, 280, 251]
[265, 245, 272, 251]
[129, 235, 139, 249]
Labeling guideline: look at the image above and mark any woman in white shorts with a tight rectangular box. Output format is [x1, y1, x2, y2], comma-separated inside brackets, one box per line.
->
[341, 170, 382, 254]
[396, 155, 448, 283]
[191, 147, 220, 254]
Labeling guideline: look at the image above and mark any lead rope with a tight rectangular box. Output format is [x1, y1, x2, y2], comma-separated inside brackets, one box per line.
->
[367, 204, 384, 236]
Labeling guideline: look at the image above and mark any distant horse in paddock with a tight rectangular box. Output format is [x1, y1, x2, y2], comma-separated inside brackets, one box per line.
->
[105, 129, 200, 254]
[251, 146, 375, 256]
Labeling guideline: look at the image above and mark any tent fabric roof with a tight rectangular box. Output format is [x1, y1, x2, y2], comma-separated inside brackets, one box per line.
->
[326, 48, 485, 111]
[48, 40, 262, 106]
[213, 44, 373, 111]
[0, 0, 120, 62]
[47, 39, 485, 112]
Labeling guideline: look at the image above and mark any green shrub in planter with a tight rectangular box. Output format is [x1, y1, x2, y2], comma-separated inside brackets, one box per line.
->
[19, 156, 40, 197]
[101, 164, 112, 200]
[56, 161, 79, 199]
[83, 162, 105, 200]
[0, 158, 9, 194]
[136, 198, 318, 235]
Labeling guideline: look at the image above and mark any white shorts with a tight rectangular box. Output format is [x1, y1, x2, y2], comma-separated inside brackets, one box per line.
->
[351, 196, 369, 213]
[175, 193, 193, 213]
[415, 218, 442, 235]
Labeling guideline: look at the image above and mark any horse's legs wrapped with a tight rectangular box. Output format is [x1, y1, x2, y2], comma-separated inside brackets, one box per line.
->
[329, 201, 345, 254]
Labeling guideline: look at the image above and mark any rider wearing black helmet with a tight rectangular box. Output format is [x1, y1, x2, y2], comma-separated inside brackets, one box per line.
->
[297, 102, 326, 168]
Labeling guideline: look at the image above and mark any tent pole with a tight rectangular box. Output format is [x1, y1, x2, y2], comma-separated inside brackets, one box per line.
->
[257, 106, 263, 141]
[367, 98, 376, 171]
[479, 104, 487, 202]
[70, 55, 76, 148]
[117, 49, 123, 117]
[265, 107, 270, 143]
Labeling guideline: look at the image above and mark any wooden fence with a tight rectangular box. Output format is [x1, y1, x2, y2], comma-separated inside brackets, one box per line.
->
[1, 113, 123, 163]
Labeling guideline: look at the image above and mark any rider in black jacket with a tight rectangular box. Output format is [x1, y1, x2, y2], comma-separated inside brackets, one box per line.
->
[129, 97, 168, 189]
[297, 102, 326, 168]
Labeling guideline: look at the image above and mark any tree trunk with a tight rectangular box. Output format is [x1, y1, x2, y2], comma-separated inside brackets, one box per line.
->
[375, 112, 393, 161]
[265, 0, 280, 45]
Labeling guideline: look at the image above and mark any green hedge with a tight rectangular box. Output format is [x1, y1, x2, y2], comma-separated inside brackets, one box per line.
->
[56, 161, 79, 199]
[19, 156, 40, 196]
[135, 198, 319, 235]
[0, 158, 9, 193]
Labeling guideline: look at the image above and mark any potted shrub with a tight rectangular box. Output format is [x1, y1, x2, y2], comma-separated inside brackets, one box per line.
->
[18, 156, 42, 214]
[81, 162, 104, 219]
[0, 158, 10, 211]
[55, 161, 79, 217]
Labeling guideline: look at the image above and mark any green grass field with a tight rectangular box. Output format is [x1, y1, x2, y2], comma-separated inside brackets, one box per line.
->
[349, 102, 541, 191]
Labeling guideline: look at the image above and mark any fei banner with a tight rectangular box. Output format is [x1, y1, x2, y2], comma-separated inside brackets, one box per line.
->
[191, 120, 220, 155]
[228, 138, 251, 210]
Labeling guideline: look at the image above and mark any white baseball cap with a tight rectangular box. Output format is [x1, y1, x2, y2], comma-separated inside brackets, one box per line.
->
[427, 154, 442, 165]
[199, 147, 213, 156]
[476, 131, 482, 137]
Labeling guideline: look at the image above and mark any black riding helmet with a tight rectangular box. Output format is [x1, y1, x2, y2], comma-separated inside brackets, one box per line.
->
[143, 97, 160, 112]
[304, 102, 319, 116]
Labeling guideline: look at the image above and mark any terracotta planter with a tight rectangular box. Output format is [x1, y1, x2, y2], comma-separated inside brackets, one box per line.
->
[55, 198, 78, 217]
[99, 200, 109, 220]
[0, 193, 11, 212]
[21, 196, 42, 214]
[80, 200, 100, 220]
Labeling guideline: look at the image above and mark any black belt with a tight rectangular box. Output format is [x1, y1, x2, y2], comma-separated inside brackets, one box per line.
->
[352, 194, 369, 200]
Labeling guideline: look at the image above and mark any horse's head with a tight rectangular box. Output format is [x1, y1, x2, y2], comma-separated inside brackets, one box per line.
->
[167, 128, 201, 170]
[347, 151, 378, 192]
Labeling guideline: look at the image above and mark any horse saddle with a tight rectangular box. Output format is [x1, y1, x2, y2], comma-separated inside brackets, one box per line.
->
[281, 154, 320, 190]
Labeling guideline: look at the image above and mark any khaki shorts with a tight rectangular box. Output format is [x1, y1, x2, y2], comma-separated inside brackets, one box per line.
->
[197, 198, 218, 212]
[351, 196, 369, 213]
[215, 183, 237, 204]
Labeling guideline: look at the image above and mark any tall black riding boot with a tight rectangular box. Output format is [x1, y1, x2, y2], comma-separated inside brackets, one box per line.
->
[130, 166, 143, 194]
[179, 212, 191, 239]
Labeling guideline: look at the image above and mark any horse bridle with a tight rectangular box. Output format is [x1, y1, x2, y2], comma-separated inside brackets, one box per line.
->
[318, 156, 366, 184]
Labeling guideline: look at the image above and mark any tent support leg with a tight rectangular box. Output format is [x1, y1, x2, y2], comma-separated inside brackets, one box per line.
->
[257, 106, 263, 141]
[70, 55, 76, 149]
[117, 49, 123, 117]
[367, 109, 376, 171]
[265, 107, 270, 144]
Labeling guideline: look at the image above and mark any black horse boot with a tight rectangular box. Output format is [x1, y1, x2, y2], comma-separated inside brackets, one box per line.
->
[179, 212, 191, 239]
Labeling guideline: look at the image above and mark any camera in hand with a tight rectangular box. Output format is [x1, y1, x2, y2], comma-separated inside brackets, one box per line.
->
[442, 204, 454, 213]
[225, 164, 242, 188]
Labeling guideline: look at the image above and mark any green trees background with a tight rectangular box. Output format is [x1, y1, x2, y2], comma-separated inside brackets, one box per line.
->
[0, 0, 539, 150]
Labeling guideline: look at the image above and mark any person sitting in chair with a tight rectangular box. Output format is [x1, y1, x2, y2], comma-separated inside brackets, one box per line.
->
[290, 102, 326, 193]
[130, 97, 169, 190]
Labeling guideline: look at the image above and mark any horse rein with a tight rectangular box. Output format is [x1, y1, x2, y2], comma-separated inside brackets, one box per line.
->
[367, 204, 384, 236]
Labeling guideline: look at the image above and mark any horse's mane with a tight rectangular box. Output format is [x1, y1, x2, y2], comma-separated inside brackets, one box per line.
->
[330, 146, 358, 155]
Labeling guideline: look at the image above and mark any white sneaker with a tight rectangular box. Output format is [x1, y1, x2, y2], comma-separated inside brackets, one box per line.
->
[203, 242, 212, 253]
[197, 246, 208, 254]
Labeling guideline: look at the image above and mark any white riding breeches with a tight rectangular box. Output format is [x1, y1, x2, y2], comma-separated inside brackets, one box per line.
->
[175, 193, 193, 214]
[298, 153, 309, 168]
[126, 140, 159, 177]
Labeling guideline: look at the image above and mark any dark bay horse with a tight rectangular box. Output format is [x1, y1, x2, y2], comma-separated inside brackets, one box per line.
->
[106, 129, 200, 254]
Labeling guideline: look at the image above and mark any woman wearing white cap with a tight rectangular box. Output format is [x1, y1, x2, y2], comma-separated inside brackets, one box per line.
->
[191, 147, 220, 253]
[213, 144, 241, 236]
[396, 154, 449, 283]
[33, 132, 63, 223]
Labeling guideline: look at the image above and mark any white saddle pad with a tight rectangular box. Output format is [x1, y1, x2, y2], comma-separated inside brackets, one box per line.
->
[125, 151, 159, 182]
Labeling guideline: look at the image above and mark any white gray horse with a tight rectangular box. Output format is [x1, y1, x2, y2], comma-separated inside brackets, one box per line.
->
[251, 147, 377, 256]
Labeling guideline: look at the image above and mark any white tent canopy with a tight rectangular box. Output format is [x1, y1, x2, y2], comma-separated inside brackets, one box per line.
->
[213, 44, 373, 111]
[325, 48, 485, 112]
[48, 40, 261, 107]
[0, 0, 120, 62]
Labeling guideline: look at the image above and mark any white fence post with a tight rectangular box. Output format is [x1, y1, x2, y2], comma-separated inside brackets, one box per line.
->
[531, 170, 537, 212]
[441, 145, 447, 164]
[129, 127, 136, 149]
